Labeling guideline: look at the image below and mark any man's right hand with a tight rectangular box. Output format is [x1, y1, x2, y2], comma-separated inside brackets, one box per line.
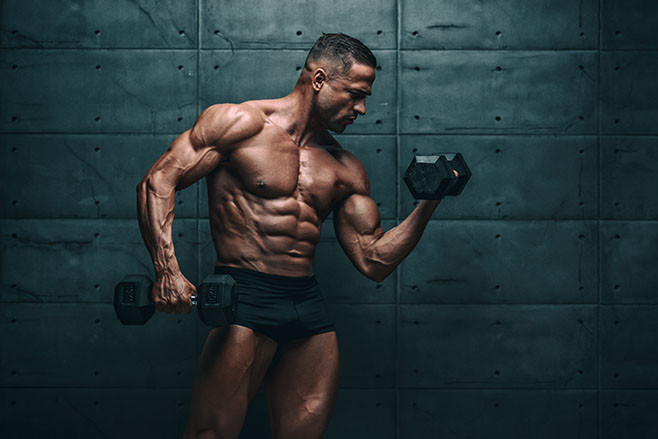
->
[152, 271, 196, 314]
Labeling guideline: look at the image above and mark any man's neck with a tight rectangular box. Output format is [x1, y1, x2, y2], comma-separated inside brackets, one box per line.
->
[275, 86, 326, 147]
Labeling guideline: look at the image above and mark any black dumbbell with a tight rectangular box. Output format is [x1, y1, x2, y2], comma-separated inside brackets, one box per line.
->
[114, 274, 237, 326]
[403, 153, 472, 200]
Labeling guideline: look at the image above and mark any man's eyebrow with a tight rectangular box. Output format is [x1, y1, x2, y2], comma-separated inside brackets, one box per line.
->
[350, 88, 371, 96]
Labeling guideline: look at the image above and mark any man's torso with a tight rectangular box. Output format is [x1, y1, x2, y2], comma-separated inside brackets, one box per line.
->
[206, 100, 361, 277]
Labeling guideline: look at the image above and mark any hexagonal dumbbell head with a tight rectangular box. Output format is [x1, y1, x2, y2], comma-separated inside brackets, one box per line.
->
[197, 274, 238, 327]
[403, 154, 457, 200]
[114, 274, 155, 325]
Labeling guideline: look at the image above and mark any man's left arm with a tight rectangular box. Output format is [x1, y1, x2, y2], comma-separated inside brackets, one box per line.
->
[333, 159, 440, 283]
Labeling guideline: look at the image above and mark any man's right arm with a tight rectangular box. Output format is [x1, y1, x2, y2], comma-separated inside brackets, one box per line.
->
[136, 103, 264, 314]
[332, 151, 441, 283]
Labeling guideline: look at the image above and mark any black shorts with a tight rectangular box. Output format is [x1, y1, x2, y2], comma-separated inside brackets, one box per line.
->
[214, 265, 335, 345]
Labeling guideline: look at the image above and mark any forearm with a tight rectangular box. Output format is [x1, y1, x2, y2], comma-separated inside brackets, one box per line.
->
[136, 177, 181, 276]
[363, 200, 439, 281]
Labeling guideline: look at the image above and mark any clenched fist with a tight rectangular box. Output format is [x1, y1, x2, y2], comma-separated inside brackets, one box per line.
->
[152, 271, 196, 314]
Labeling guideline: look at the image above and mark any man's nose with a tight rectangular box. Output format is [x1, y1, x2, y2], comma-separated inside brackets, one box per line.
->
[354, 99, 366, 115]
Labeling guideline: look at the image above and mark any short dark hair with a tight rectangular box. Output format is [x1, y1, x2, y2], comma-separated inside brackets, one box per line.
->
[304, 33, 377, 77]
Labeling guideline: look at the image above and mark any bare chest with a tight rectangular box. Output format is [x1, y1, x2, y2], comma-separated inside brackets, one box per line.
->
[212, 126, 350, 214]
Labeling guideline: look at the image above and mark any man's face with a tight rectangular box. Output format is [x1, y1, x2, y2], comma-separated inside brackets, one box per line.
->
[316, 62, 375, 133]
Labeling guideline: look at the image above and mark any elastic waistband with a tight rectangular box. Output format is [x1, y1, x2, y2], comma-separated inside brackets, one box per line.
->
[214, 265, 317, 291]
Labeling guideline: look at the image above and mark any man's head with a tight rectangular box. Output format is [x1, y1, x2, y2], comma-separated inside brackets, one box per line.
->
[304, 33, 377, 78]
[301, 33, 377, 133]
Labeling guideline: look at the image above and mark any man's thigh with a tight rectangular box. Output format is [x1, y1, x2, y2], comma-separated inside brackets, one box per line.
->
[265, 331, 340, 439]
[185, 324, 278, 438]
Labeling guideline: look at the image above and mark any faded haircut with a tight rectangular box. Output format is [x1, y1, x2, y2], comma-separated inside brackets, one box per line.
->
[303, 33, 377, 77]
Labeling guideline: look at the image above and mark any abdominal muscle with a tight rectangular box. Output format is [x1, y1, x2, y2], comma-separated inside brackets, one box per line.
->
[207, 179, 325, 278]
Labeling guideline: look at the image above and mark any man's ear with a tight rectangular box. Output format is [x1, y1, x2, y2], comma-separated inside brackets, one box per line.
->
[312, 68, 328, 92]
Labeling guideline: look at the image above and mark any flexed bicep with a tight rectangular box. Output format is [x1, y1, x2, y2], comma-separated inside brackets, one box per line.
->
[333, 193, 385, 280]
[333, 191, 441, 283]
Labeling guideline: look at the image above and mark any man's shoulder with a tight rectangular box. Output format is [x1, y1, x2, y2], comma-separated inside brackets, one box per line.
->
[324, 138, 369, 196]
[326, 139, 364, 173]
[191, 102, 267, 147]
[202, 102, 267, 130]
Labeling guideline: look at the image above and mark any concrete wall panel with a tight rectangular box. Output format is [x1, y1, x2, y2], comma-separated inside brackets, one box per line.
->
[0, 0, 197, 49]
[399, 305, 597, 388]
[1, 50, 197, 133]
[200, 0, 396, 49]
[399, 389, 597, 439]
[0, 303, 197, 387]
[400, 220, 598, 304]
[402, 0, 598, 50]
[600, 222, 658, 304]
[600, 390, 658, 439]
[0, 134, 196, 219]
[601, 306, 658, 388]
[400, 51, 597, 134]
[601, 137, 658, 220]
[330, 304, 396, 388]
[601, 53, 658, 135]
[0, 388, 190, 438]
[602, 0, 658, 50]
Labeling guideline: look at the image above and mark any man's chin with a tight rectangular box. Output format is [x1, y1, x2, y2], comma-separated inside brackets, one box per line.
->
[328, 123, 347, 134]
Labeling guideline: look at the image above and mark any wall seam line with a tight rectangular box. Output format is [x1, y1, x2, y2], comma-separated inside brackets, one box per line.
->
[395, 0, 402, 437]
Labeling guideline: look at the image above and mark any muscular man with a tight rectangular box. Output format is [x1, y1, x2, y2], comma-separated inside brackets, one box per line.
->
[137, 33, 442, 439]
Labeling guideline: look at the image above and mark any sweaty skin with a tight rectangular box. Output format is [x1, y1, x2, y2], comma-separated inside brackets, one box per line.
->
[137, 59, 443, 438]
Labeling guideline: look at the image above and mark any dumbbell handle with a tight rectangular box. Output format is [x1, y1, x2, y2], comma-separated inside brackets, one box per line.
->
[155, 294, 197, 307]
[147, 285, 198, 306]
[114, 273, 237, 326]
[150, 279, 221, 307]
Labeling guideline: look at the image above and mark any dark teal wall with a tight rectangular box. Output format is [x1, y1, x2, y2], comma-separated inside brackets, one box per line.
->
[1, 1, 657, 438]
